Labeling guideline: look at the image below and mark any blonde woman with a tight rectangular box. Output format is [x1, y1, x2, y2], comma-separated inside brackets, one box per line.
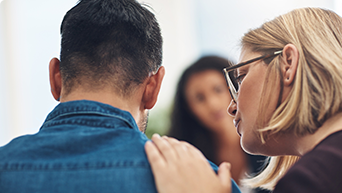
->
[145, 7, 342, 193]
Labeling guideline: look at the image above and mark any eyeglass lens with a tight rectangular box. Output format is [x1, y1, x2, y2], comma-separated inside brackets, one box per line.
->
[228, 70, 239, 92]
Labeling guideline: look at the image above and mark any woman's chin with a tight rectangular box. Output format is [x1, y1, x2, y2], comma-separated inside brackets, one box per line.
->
[241, 137, 263, 155]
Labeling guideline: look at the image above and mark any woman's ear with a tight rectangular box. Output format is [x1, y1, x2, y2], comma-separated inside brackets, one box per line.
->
[142, 66, 165, 109]
[49, 58, 62, 101]
[281, 44, 299, 86]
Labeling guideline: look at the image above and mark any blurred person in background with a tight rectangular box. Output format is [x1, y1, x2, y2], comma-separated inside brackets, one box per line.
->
[168, 56, 269, 192]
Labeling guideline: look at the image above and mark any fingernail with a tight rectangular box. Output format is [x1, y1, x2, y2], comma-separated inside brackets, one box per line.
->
[226, 163, 231, 170]
[152, 133, 161, 138]
[182, 144, 188, 151]
[145, 141, 152, 146]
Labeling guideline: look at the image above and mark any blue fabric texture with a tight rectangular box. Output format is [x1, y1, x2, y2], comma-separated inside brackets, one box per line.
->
[0, 100, 240, 193]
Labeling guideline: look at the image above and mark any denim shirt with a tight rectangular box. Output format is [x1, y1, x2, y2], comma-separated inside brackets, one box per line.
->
[0, 100, 241, 193]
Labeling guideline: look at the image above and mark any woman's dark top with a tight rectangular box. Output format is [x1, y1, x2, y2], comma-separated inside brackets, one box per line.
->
[274, 130, 342, 192]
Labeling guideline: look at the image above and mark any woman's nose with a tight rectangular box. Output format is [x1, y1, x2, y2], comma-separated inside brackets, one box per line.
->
[227, 100, 237, 117]
[207, 94, 221, 110]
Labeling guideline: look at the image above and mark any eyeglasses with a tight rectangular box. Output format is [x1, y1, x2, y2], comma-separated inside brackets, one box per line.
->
[223, 50, 283, 102]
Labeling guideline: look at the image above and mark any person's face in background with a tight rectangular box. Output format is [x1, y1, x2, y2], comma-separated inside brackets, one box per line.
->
[228, 47, 283, 155]
[185, 70, 235, 133]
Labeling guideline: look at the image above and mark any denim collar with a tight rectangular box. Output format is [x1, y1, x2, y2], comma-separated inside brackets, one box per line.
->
[41, 100, 138, 131]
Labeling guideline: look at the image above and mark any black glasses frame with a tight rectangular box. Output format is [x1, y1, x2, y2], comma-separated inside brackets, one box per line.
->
[223, 50, 283, 102]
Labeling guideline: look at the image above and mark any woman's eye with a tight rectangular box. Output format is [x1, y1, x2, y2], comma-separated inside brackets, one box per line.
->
[236, 74, 246, 85]
[214, 85, 224, 94]
[195, 94, 205, 102]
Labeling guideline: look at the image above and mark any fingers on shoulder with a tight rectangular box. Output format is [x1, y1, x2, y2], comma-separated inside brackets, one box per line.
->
[162, 136, 190, 156]
[180, 141, 207, 162]
[163, 137, 202, 161]
[146, 134, 208, 166]
[149, 134, 181, 161]
[145, 140, 167, 169]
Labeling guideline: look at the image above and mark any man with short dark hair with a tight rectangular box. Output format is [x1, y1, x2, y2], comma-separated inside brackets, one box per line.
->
[0, 0, 242, 192]
[0, 0, 164, 192]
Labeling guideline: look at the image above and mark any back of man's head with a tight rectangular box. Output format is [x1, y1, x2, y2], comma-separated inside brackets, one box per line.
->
[59, 0, 162, 96]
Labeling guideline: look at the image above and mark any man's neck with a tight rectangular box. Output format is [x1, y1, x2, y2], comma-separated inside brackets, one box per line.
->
[59, 89, 143, 126]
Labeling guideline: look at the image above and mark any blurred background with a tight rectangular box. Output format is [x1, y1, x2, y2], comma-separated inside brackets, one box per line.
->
[0, 0, 341, 145]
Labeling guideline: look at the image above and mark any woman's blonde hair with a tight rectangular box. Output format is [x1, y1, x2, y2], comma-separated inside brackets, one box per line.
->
[241, 7, 342, 190]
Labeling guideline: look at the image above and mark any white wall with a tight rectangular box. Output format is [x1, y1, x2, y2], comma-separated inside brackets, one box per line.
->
[0, 0, 77, 145]
[196, 0, 336, 60]
[0, 0, 340, 145]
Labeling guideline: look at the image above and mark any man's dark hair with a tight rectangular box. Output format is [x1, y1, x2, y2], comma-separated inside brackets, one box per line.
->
[59, 0, 162, 95]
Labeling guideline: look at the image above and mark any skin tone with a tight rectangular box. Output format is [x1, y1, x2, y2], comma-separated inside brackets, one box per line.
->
[185, 70, 236, 134]
[227, 46, 299, 156]
[145, 134, 232, 193]
[48, 57, 165, 132]
[144, 43, 342, 192]
[185, 70, 246, 183]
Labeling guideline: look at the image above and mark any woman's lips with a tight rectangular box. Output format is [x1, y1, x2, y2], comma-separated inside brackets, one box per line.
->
[234, 119, 241, 136]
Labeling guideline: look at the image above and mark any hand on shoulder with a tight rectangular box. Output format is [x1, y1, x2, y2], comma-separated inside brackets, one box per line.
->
[145, 134, 232, 193]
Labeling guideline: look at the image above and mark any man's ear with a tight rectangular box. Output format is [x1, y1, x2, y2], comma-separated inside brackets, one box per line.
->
[142, 66, 165, 109]
[49, 58, 62, 101]
[281, 44, 299, 86]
